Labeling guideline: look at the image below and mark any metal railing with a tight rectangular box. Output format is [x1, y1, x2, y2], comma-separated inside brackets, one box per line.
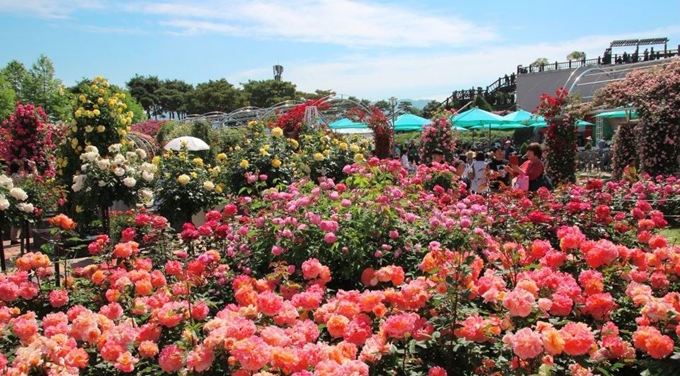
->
[517, 47, 680, 75]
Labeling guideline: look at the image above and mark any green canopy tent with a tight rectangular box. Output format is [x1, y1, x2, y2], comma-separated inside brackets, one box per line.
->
[328, 118, 372, 135]
[451, 108, 507, 128]
[502, 109, 545, 126]
[393, 114, 432, 132]
[594, 110, 638, 119]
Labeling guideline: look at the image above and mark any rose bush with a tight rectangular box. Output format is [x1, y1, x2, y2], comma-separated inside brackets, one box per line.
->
[1, 164, 680, 375]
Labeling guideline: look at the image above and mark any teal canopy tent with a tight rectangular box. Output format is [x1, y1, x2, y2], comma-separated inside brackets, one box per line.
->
[393, 114, 432, 132]
[594, 110, 638, 119]
[329, 118, 368, 129]
[531, 120, 593, 128]
[502, 110, 545, 126]
[451, 108, 506, 128]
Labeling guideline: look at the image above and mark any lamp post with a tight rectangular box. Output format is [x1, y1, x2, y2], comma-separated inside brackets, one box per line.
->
[273, 65, 283, 81]
[389, 96, 397, 131]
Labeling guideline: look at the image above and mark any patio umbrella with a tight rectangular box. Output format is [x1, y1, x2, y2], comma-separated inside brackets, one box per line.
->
[329, 118, 368, 130]
[164, 136, 210, 151]
[502, 110, 545, 126]
[594, 110, 638, 119]
[531, 120, 594, 128]
[451, 108, 506, 128]
[453, 126, 469, 132]
[393, 114, 432, 132]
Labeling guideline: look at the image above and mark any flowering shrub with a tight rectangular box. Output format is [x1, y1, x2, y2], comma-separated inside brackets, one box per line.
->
[274, 99, 330, 139]
[0, 103, 57, 177]
[58, 76, 133, 179]
[611, 121, 639, 181]
[71, 143, 156, 211]
[130, 119, 167, 137]
[535, 88, 577, 185]
[346, 106, 392, 159]
[1, 170, 680, 375]
[595, 59, 680, 177]
[419, 111, 457, 165]
[0, 173, 40, 226]
[153, 144, 223, 226]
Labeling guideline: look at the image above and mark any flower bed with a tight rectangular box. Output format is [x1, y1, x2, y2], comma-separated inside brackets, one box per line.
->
[1, 160, 680, 375]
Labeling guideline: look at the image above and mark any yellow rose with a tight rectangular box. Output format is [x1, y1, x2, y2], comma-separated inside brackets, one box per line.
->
[76, 205, 84, 213]
[259, 148, 269, 156]
[215, 185, 223, 194]
[350, 144, 360, 152]
[93, 109, 100, 116]
[217, 153, 227, 161]
[271, 127, 283, 137]
[240, 160, 249, 168]
[271, 158, 282, 168]
[193, 157, 204, 167]
[211, 166, 220, 177]
[152, 156, 160, 165]
[323, 149, 330, 156]
[289, 139, 299, 148]
[85, 126, 93, 133]
[203, 181, 215, 191]
[190, 172, 197, 179]
[97, 97, 104, 104]
[354, 153, 364, 163]
[97, 125, 106, 133]
[79, 95, 86, 103]
[234, 146, 241, 151]
[254, 132, 260, 137]
[108, 99, 116, 108]
[74, 109, 82, 118]
[71, 139, 78, 149]
[339, 142, 348, 150]
[177, 174, 190, 185]
[313, 152, 324, 161]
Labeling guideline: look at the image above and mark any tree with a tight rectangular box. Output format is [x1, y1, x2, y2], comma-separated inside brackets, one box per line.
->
[374, 100, 390, 112]
[531, 57, 549, 67]
[126, 75, 161, 119]
[156, 79, 193, 119]
[185, 79, 243, 114]
[297, 89, 334, 100]
[567, 51, 586, 61]
[1, 60, 28, 100]
[422, 100, 440, 119]
[17, 55, 70, 120]
[472, 95, 494, 112]
[242, 79, 297, 108]
[397, 100, 422, 116]
[0, 73, 16, 120]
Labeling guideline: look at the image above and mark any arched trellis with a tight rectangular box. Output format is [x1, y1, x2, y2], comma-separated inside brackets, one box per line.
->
[178, 95, 374, 130]
[564, 59, 677, 103]
[125, 131, 161, 158]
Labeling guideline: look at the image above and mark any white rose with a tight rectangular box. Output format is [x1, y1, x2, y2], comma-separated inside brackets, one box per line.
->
[85, 145, 99, 154]
[123, 177, 136, 188]
[203, 181, 215, 191]
[81, 163, 89, 172]
[125, 167, 135, 176]
[141, 162, 157, 173]
[108, 143, 122, 153]
[142, 171, 154, 182]
[9, 188, 28, 201]
[136, 149, 147, 159]
[0, 197, 9, 210]
[98, 180, 107, 187]
[113, 154, 125, 165]
[114, 167, 125, 177]
[0, 175, 13, 189]
[72, 175, 86, 192]
[80, 152, 97, 162]
[18, 203, 34, 213]
[97, 159, 110, 170]
[140, 188, 153, 200]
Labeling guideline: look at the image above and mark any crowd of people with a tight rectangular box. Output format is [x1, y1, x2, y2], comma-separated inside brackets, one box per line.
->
[394, 138, 553, 195]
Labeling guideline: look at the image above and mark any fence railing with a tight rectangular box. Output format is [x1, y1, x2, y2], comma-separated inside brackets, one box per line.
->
[517, 47, 680, 74]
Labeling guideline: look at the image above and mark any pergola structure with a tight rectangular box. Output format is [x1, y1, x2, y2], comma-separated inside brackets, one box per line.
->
[179, 95, 373, 130]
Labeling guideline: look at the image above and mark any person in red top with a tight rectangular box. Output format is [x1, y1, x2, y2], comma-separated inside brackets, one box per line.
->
[506, 143, 547, 191]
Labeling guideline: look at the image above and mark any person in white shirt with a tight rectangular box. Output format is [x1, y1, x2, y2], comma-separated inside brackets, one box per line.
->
[401, 151, 409, 170]
[467, 151, 488, 194]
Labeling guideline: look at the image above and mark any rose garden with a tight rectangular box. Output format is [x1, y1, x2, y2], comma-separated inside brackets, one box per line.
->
[0, 60, 679, 376]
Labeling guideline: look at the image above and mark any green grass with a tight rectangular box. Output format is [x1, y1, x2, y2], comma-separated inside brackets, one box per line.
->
[660, 227, 680, 246]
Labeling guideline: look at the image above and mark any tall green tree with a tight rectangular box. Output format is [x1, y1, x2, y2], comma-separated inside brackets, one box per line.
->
[422, 100, 440, 118]
[14, 55, 70, 120]
[374, 100, 390, 112]
[531, 57, 549, 67]
[567, 51, 586, 61]
[186, 79, 243, 114]
[0, 73, 16, 120]
[472, 95, 494, 112]
[397, 100, 422, 116]
[297, 89, 334, 100]
[1, 60, 28, 100]
[157, 79, 193, 119]
[127, 75, 161, 119]
[242, 79, 297, 108]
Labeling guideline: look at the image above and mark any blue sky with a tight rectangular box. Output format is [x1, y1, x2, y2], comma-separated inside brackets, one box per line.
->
[1, 0, 679, 101]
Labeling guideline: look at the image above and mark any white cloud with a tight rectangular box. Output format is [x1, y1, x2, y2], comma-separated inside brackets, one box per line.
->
[0, 0, 103, 19]
[254, 27, 680, 100]
[129, 0, 497, 47]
